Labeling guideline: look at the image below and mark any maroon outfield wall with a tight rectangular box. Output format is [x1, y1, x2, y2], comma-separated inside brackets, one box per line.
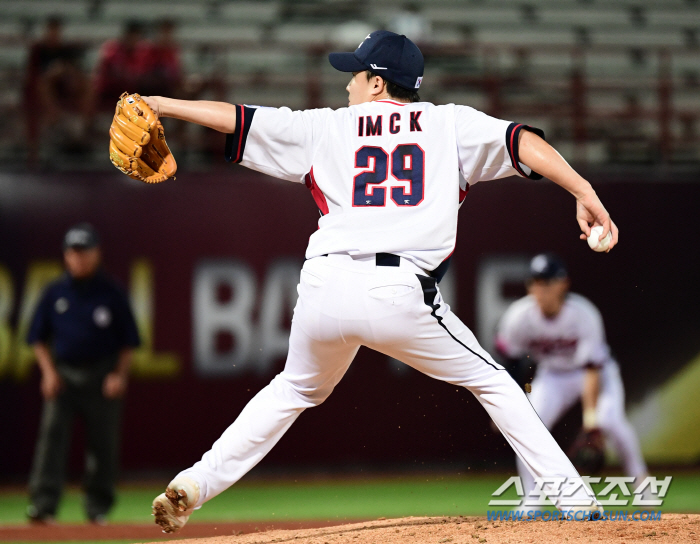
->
[1, 167, 699, 479]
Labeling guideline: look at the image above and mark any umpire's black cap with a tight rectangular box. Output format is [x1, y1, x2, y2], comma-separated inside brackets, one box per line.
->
[529, 253, 568, 281]
[328, 30, 424, 91]
[63, 223, 100, 250]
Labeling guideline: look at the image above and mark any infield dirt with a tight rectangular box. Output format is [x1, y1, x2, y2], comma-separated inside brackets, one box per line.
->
[134, 514, 700, 544]
[3, 514, 698, 543]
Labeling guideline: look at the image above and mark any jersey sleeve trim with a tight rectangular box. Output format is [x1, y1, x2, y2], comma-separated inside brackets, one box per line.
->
[505, 122, 545, 180]
[224, 105, 257, 164]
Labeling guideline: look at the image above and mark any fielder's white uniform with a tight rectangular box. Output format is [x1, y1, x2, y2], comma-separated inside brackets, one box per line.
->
[177, 100, 599, 512]
[497, 293, 647, 507]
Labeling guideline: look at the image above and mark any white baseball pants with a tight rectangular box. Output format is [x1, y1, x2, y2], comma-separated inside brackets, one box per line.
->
[516, 362, 648, 508]
[179, 254, 598, 512]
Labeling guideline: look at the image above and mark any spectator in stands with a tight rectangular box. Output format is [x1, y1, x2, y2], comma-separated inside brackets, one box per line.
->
[94, 20, 182, 112]
[93, 21, 150, 112]
[138, 20, 183, 98]
[23, 16, 89, 164]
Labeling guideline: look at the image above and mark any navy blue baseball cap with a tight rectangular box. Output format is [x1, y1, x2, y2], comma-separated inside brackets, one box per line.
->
[63, 223, 100, 250]
[329, 30, 424, 91]
[529, 253, 568, 281]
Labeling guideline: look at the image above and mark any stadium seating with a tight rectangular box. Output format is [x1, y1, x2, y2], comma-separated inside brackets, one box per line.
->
[0, 0, 697, 166]
[0, 22, 27, 40]
[61, 22, 123, 41]
[538, 7, 633, 27]
[2, 0, 91, 22]
[178, 23, 263, 44]
[476, 29, 577, 46]
[0, 44, 28, 69]
[274, 23, 337, 45]
[101, 1, 209, 23]
[219, 2, 281, 24]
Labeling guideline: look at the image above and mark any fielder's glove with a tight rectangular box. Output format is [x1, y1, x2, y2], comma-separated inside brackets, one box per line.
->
[109, 92, 176, 183]
[568, 428, 606, 475]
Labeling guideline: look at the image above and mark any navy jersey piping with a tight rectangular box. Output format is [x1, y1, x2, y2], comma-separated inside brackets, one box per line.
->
[417, 275, 501, 371]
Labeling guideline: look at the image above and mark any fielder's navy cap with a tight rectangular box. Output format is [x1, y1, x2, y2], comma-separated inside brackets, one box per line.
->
[63, 223, 100, 250]
[329, 30, 424, 91]
[529, 253, 568, 281]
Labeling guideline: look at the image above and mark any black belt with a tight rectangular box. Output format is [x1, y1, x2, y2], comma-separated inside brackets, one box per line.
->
[375, 253, 401, 267]
[319, 253, 401, 267]
[319, 253, 446, 281]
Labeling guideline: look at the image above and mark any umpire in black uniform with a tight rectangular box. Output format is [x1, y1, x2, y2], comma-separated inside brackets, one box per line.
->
[26, 223, 140, 524]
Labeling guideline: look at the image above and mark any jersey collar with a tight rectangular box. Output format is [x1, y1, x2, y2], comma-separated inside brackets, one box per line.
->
[375, 99, 408, 106]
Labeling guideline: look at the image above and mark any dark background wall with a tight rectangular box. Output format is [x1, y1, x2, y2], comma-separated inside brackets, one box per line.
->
[1, 167, 699, 480]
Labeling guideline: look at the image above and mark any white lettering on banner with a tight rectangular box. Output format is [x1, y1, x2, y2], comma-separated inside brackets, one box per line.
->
[193, 260, 257, 376]
[193, 259, 302, 377]
[0, 265, 15, 377]
[475, 256, 530, 352]
[0, 259, 180, 380]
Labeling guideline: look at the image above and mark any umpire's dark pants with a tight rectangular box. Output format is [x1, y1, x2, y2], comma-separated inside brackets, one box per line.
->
[28, 358, 122, 520]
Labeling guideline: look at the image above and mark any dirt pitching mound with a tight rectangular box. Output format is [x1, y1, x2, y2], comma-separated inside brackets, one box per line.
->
[138, 514, 700, 544]
[0, 520, 348, 542]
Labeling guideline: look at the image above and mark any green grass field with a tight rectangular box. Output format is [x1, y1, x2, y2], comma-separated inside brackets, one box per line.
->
[2, 471, 699, 528]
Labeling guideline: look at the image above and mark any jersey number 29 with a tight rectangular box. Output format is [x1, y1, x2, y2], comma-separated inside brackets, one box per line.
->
[353, 144, 424, 207]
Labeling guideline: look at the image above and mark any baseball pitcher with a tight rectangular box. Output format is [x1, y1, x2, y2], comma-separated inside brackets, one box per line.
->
[108, 31, 618, 531]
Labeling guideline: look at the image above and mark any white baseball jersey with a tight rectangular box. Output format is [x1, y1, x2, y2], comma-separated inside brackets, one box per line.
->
[175, 99, 603, 517]
[496, 293, 613, 371]
[225, 100, 542, 273]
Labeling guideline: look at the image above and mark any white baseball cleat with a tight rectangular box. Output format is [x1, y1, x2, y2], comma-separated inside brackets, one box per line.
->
[152, 476, 201, 534]
[590, 503, 606, 520]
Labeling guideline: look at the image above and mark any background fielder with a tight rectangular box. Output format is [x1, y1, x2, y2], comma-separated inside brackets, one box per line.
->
[111, 31, 620, 531]
[497, 253, 648, 510]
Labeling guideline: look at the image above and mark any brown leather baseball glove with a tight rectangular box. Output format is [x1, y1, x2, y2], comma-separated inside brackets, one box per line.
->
[109, 92, 176, 184]
[568, 428, 606, 475]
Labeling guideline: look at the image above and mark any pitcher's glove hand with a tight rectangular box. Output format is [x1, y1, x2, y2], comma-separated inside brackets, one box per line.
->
[569, 428, 606, 475]
[109, 92, 176, 183]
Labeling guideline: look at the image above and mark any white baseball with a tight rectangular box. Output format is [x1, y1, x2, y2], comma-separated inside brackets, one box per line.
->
[587, 225, 612, 252]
